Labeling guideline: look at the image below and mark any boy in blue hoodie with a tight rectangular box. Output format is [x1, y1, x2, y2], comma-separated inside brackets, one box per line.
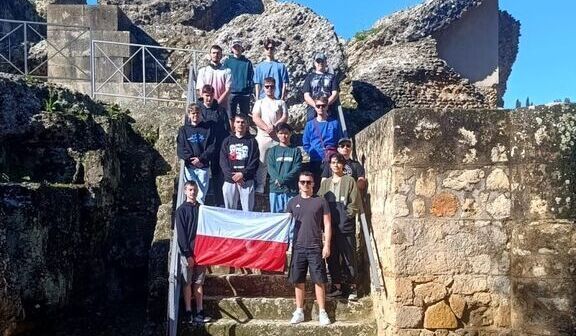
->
[223, 40, 254, 117]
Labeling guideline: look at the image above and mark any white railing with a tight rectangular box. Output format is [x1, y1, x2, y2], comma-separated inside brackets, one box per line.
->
[0, 18, 91, 80]
[91, 40, 204, 104]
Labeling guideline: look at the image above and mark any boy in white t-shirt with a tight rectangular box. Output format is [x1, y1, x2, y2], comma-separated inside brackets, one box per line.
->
[252, 77, 289, 193]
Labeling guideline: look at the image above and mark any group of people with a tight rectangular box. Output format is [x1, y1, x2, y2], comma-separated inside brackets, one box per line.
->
[175, 38, 368, 326]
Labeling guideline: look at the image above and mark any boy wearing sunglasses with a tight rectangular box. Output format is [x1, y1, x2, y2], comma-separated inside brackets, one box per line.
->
[321, 138, 367, 192]
[252, 77, 289, 194]
[285, 171, 332, 326]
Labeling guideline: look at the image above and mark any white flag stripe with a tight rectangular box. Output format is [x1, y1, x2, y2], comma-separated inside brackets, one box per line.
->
[197, 205, 292, 243]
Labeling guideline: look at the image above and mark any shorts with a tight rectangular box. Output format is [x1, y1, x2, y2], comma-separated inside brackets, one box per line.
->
[288, 246, 328, 284]
[180, 256, 207, 286]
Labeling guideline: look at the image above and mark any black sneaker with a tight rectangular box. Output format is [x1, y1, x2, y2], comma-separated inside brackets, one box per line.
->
[327, 286, 343, 297]
[194, 310, 212, 323]
[183, 310, 193, 324]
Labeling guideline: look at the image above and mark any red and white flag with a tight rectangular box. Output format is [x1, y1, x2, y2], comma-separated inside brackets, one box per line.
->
[194, 205, 292, 272]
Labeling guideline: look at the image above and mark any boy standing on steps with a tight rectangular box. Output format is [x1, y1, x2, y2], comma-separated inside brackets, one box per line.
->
[175, 181, 212, 324]
[318, 153, 360, 301]
[285, 171, 332, 326]
[267, 122, 301, 213]
[220, 113, 260, 211]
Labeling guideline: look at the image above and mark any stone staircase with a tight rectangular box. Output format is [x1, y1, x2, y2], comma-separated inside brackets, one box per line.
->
[182, 274, 377, 336]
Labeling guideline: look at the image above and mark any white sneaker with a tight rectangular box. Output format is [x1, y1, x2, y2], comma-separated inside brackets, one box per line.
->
[290, 310, 304, 324]
[318, 310, 331, 326]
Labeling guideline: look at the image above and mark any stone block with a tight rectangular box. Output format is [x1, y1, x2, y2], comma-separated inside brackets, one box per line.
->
[424, 301, 458, 329]
[47, 30, 131, 57]
[511, 222, 575, 278]
[393, 220, 508, 276]
[512, 278, 576, 335]
[431, 192, 459, 217]
[391, 108, 510, 167]
[449, 294, 467, 319]
[47, 5, 120, 30]
[510, 105, 576, 164]
[511, 163, 576, 220]
[396, 305, 424, 328]
[414, 282, 448, 305]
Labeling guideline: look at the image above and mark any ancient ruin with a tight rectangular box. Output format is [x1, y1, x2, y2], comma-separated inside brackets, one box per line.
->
[1, 0, 574, 335]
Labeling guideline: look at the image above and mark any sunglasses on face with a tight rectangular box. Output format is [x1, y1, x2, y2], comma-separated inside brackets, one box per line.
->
[299, 180, 313, 185]
[339, 144, 351, 148]
[316, 104, 327, 109]
[265, 46, 275, 50]
[264, 85, 274, 89]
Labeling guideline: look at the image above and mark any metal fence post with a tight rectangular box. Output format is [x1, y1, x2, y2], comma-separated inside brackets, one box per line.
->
[142, 46, 146, 104]
[23, 23, 28, 75]
[90, 30, 94, 98]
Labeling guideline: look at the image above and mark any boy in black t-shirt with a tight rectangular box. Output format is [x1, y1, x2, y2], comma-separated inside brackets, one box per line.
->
[285, 171, 332, 326]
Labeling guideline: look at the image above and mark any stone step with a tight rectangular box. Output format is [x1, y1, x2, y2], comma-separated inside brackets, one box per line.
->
[203, 274, 317, 298]
[180, 319, 377, 336]
[203, 296, 373, 322]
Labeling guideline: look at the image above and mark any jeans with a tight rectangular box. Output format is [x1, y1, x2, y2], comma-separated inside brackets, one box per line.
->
[184, 166, 210, 204]
[269, 192, 295, 213]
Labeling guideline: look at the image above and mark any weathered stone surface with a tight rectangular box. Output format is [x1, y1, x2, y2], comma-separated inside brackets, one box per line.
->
[416, 170, 437, 198]
[486, 168, 510, 190]
[413, 198, 427, 218]
[396, 305, 424, 329]
[424, 301, 458, 329]
[414, 282, 448, 305]
[346, 0, 520, 125]
[486, 194, 511, 220]
[392, 109, 510, 167]
[449, 294, 467, 319]
[101, 0, 264, 29]
[442, 169, 485, 191]
[431, 192, 459, 217]
[394, 194, 410, 218]
[512, 278, 576, 335]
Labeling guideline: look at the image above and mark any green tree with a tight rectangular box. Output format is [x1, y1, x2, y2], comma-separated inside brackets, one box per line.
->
[515, 99, 521, 109]
[525, 97, 530, 107]
[565, 97, 571, 104]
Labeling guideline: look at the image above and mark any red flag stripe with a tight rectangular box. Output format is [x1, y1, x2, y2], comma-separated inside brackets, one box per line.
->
[194, 235, 288, 272]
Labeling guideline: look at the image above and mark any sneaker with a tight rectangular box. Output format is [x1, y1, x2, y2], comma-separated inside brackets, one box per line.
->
[290, 310, 305, 324]
[318, 310, 331, 326]
[183, 310, 193, 324]
[327, 286, 342, 297]
[194, 310, 212, 323]
[347, 288, 358, 301]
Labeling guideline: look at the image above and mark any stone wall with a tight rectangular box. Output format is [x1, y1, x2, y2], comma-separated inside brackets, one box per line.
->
[355, 105, 576, 335]
[0, 74, 171, 335]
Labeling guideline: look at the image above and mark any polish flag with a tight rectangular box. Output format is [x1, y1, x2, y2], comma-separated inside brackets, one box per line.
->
[194, 205, 292, 272]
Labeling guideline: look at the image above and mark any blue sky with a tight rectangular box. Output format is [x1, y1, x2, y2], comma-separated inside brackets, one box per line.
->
[87, 0, 575, 108]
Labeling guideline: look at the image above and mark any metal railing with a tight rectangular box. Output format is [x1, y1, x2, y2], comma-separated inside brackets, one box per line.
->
[0, 18, 91, 80]
[91, 40, 204, 104]
[167, 69, 197, 336]
[338, 105, 382, 290]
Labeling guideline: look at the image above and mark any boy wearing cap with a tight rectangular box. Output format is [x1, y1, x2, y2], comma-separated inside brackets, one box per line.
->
[223, 40, 254, 117]
[253, 77, 289, 194]
[322, 138, 367, 192]
[254, 38, 289, 100]
[266, 122, 302, 213]
[302, 52, 340, 121]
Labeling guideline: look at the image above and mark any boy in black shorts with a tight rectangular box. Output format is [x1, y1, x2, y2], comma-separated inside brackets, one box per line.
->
[285, 171, 332, 326]
[175, 181, 211, 324]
